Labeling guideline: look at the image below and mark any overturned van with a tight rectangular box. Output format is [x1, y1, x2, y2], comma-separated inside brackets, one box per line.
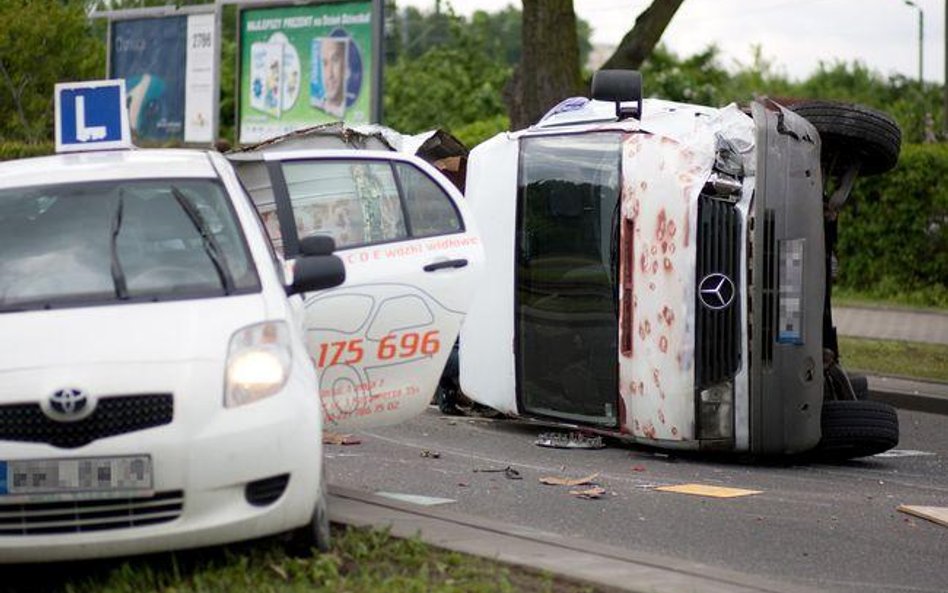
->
[459, 71, 901, 458]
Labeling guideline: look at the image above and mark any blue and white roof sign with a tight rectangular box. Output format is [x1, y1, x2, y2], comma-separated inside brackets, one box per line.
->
[55, 80, 132, 153]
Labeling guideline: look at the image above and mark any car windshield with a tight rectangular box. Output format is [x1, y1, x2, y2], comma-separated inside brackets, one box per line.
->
[0, 178, 259, 312]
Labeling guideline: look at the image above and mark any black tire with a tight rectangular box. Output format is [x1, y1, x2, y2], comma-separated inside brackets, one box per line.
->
[591, 70, 642, 104]
[789, 101, 901, 176]
[816, 400, 899, 460]
[288, 465, 331, 555]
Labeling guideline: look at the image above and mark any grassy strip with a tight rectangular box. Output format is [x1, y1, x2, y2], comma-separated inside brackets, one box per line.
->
[834, 286, 948, 312]
[839, 337, 948, 383]
[6, 526, 602, 593]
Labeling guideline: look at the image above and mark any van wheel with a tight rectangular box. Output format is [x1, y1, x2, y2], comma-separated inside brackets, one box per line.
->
[789, 101, 901, 176]
[816, 400, 899, 459]
[288, 464, 331, 555]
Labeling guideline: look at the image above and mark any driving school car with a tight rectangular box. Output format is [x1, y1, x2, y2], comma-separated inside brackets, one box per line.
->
[460, 70, 900, 458]
[0, 149, 348, 562]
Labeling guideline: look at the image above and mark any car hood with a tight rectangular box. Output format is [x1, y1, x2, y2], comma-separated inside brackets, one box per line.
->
[0, 294, 270, 372]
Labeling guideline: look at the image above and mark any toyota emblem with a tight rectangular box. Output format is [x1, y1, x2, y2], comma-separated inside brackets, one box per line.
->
[41, 387, 96, 422]
[698, 273, 735, 310]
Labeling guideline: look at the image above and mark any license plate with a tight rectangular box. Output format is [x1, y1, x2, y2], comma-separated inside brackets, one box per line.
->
[0, 455, 153, 502]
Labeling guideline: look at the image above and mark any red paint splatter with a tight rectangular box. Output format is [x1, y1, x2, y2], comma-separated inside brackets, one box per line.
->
[667, 220, 677, 237]
[651, 260, 658, 274]
[650, 244, 658, 255]
[629, 381, 638, 395]
[638, 381, 645, 395]
[671, 426, 679, 437]
[639, 251, 649, 273]
[655, 209, 667, 241]
[658, 409, 665, 424]
[649, 282, 656, 291]
[652, 368, 661, 386]
[661, 241, 668, 254]
[639, 181, 648, 192]
[658, 336, 668, 353]
[661, 306, 675, 326]
[643, 422, 657, 439]
[668, 242, 676, 254]
[663, 257, 673, 271]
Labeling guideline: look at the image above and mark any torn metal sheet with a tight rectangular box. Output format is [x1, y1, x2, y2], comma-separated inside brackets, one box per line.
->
[655, 484, 762, 498]
[375, 492, 456, 506]
[897, 505, 948, 528]
[535, 432, 605, 449]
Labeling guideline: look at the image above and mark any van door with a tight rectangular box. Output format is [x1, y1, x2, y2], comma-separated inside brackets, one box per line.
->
[251, 152, 482, 430]
[515, 133, 623, 426]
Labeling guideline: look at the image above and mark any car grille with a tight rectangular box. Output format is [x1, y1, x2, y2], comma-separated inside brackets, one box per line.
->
[695, 197, 742, 387]
[760, 209, 777, 366]
[0, 394, 173, 448]
[0, 490, 183, 536]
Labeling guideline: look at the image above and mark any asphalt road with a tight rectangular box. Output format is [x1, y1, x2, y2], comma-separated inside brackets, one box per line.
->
[326, 407, 948, 593]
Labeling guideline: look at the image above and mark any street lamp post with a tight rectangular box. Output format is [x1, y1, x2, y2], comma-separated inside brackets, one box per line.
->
[904, 0, 924, 85]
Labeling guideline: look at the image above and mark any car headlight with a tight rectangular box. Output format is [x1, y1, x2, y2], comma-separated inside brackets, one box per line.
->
[225, 321, 292, 408]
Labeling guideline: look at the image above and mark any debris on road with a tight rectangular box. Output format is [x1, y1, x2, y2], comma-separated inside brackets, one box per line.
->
[473, 465, 523, 480]
[420, 449, 441, 459]
[631, 465, 647, 472]
[535, 431, 605, 449]
[897, 505, 948, 528]
[569, 486, 607, 499]
[323, 432, 362, 446]
[539, 472, 600, 487]
[655, 484, 762, 498]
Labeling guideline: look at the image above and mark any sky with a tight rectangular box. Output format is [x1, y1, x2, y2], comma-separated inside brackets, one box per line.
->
[399, 0, 946, 84]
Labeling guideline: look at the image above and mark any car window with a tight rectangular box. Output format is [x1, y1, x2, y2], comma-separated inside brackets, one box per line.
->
[394, 162, 462, 238]
[0, 179, 259, 312]
[281, 160, 407, 250]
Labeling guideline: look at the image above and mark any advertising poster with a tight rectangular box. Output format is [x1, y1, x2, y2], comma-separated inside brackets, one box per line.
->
[239, 2, 377, 144]
[111, 17, 187, 142]
[183, 13, 217, 144]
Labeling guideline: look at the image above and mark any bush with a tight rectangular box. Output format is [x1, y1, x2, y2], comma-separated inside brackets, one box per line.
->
[837, 143, 948, 305]
[0, 142, 54, 161]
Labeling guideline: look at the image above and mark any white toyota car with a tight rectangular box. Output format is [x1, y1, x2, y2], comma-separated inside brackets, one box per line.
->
[0, 147, 482, 562]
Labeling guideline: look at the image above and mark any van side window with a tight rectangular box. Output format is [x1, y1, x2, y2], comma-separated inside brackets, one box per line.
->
[394, 162, 462, 238]
[281, 160, 407, 249]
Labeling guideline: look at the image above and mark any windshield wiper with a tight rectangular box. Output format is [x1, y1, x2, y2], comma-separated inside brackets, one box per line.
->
[170, 186, 235, 295]
[110, 193, 129, 299]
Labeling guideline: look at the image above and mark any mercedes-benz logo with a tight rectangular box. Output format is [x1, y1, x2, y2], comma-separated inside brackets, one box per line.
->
[698, 273, 735, 310]
[41, 387, 96, 422]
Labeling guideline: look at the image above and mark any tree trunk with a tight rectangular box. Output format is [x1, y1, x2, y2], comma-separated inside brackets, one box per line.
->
[600, 0, 684, 71]
[506, 0, 582, 130]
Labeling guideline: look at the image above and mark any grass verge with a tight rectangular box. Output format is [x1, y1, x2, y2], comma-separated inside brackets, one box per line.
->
[4, 526, 604, 593]
[834, 286, 948, 312]
[839, 337, 948, 383]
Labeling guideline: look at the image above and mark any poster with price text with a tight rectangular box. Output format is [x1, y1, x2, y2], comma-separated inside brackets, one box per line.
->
[238, 1, 378, 145]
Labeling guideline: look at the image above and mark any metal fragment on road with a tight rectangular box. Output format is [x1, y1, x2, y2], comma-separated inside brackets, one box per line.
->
[535, 431, 605, 449]
[323, 431, 362, 445]
[473, 465, 522, 480]
[420, 449, 441, 459]
[655, 484, 762, 498]
[570, 486, 607, 499]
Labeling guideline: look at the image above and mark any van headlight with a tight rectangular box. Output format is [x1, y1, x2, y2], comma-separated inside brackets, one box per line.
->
[225, 321, 292, 408]
[698, 381, 734, 440]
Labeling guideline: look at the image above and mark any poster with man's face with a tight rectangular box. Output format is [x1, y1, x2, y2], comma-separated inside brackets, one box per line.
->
[238, 2, 377, 145]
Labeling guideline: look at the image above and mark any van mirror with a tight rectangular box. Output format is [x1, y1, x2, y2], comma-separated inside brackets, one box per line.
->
[289, 254, 345, 295]
[299, 234, 336, 257]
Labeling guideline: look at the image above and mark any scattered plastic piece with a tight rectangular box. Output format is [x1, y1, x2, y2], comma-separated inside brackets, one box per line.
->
[897, 505, 948, 528]
[570, 486, 607, 499]
[539, 472, 600, 487]
[535, 431, 605, 449]
[323, 432, 362, 445]
[655, 483, 762, 498]
[420, 450, 441, 459]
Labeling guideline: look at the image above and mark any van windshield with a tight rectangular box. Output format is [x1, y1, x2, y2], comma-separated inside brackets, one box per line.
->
[0, 179, 259, 312]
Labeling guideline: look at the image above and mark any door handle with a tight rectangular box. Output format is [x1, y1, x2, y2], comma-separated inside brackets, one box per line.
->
[423, 258, 468, 272]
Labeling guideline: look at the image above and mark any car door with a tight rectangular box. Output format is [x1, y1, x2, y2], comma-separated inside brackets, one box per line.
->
[241, 150, 482, 431]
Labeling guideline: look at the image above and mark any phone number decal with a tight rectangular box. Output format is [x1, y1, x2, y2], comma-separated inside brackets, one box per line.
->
[314, 331, 441, 368]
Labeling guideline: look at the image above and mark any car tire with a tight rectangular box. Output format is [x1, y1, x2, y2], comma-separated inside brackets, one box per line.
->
[789, 100, 901, 176]
[288, 464, 331, 555]
[816, 400, 899, 460]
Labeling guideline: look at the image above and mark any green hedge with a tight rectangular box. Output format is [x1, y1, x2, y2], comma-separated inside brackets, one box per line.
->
[838, 143, 948, 305]
[0, 142, 54, 161]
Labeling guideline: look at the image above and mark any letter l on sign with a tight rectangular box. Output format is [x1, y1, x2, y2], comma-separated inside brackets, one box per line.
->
[54, 79, 132, 153]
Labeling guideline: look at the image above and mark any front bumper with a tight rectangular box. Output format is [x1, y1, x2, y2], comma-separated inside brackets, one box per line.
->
[0, 360, 322, 563]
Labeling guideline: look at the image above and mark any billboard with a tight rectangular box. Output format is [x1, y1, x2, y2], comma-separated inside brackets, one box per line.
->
[108, 10, 218, 145]
[238, 1, 381, 145]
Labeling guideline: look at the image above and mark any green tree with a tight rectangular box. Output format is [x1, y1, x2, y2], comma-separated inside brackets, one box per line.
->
[0, 1, 104, 143]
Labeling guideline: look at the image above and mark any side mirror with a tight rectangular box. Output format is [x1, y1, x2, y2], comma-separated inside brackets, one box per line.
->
[289, 254, 346, 295]
[591, 69, 642, 120]
[299, 234, 336, 257]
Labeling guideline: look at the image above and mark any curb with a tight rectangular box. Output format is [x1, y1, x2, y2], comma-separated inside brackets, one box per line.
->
[328, 485, 818, 593]
[867, 375, 948, 416]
